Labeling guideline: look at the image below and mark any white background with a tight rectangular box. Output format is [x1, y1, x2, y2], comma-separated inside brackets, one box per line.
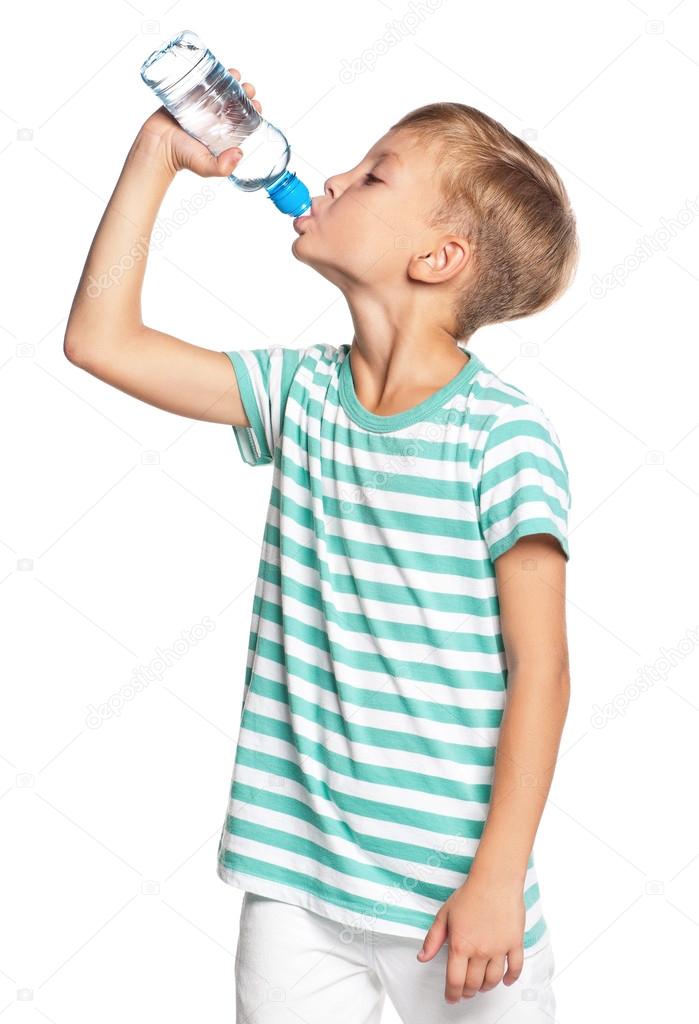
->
[2, 0, 698, 1020]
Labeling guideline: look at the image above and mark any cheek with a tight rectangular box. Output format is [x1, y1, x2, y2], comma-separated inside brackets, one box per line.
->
[336, 202, 399, 256]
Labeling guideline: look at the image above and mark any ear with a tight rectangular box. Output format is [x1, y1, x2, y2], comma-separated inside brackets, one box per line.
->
[407, 236, 472, 284]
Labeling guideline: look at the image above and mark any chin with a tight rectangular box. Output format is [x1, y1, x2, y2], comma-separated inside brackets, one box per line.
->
[291, 239, 314, 266]
[291, 235, 320, 265]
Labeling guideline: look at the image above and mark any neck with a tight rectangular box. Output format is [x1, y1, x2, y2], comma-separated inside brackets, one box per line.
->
[344, 292, 468, 415]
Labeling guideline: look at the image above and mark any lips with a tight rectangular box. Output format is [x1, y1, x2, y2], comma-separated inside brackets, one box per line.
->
[292, 199, 319, 232]
[292, 209, 314, 232]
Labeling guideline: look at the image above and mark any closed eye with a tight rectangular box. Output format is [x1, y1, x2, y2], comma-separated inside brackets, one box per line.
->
[364, 172, 383, 185]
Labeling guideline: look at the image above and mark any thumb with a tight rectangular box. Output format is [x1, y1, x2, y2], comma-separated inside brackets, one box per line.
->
[213, 146, 244, 176]
[182, 141, 243, 178]
[416, 913, 447, 963]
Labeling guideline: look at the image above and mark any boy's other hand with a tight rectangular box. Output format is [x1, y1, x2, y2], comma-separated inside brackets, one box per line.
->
[139, 68, 263, 178]
[416, 875, 526, 1004]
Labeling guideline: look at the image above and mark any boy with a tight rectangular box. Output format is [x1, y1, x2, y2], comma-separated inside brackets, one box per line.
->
[64, 70, 577, 1022]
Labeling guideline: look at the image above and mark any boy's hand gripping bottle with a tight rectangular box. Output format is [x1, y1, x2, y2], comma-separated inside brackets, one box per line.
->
[141, 29, 311, 217]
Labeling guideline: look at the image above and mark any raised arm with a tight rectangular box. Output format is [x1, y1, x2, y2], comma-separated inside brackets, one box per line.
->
[63, 72, 262, 426]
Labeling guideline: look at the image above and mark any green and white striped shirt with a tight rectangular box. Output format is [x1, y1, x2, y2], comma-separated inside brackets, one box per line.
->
[216, 339, 571, 954]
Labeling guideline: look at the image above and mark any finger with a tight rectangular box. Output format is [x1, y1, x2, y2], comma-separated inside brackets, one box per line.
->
[480, 956, 506, 992]
[222, 68, 261, 108]
[215, 146, 244, 175]
[462, 956, 487, 998]
[503, 946, 524, 985]
[226, 71, 261, 111]
[190, 144, 242, 178]
[242, 83, 263, 113]
[444, 947, 470, 1004]
[417, 913, 447, 963]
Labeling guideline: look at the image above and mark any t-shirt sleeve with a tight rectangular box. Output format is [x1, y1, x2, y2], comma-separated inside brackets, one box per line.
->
[477, 401, 571, 562]
[223, 345, 307, 466]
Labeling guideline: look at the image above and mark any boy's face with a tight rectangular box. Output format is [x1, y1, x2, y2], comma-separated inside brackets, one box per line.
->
[291, 129, 452, 293]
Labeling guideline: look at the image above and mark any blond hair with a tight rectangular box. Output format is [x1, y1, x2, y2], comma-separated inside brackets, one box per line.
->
[390, 102, 579, 340]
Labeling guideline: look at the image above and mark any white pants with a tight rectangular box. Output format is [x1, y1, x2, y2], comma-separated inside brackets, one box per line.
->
[235, 891, 557, 1023]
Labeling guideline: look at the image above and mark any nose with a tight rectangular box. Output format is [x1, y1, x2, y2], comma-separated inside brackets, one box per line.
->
[324, 176, 337, 199]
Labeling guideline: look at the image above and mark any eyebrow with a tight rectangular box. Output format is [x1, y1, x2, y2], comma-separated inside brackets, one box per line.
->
[374, 150, 402, 165]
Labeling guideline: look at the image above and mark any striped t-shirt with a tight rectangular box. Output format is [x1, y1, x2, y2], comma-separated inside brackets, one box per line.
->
[216, 339, 571, 954]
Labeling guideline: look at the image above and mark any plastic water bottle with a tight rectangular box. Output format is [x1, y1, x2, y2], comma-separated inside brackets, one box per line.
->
[140, 30, 311, 218]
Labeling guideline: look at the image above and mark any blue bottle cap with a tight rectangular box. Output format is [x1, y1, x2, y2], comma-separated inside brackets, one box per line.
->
[266, 170, 312, 217]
